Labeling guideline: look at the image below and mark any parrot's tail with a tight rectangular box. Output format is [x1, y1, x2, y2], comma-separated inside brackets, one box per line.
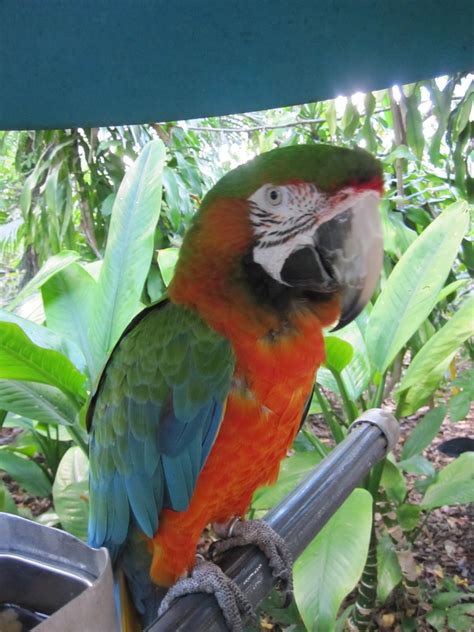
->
[116, 569, 142, 632]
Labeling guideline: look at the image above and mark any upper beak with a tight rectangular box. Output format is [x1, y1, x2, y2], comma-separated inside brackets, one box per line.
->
[280, 191, 383, 329]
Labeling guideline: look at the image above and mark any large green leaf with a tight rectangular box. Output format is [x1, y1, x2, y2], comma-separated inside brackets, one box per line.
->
[315, 367, 339, 396]
[0, 307, 86, 374]
[318, 321, 371, 400]
[52, 446, 89, 540]
[157, 247, 180, 287]
[0, 448, 52, 496]
[3, 413, 72, 442]
[14, 292, 46, 325]
[0, 480, 18, 514]
[8, 250, 80, 310]
[421, 453, 474, 510]
[449, 390, 472, 423]
[294, 489, 372, 632]
[366, 202, 469, 374]
[254, 590, 306, 630]
[379, 201, 417, 259]
[251, 451, 322, 512]
[397, 296, 474, 412]
[323, 337, 353, 373]
[0, 322, 86, 402]
[162, 167, 194, 230]
[90, 140, 166, 368]
[396, 502, 421, 531]
[35, 510, 60, 528]
[377, 533, 403, 603]
[401, 406, 447, 461]
[381, 458, 407, 503]
[0, 380, 78, 426]
[436, 279, 469, 304]
[400, 352, 456, 416]
[422, 480, 474, 510]
[447, 603, 474, 631]
[342, 99, 360, 139]
[42, 262, 97, 381]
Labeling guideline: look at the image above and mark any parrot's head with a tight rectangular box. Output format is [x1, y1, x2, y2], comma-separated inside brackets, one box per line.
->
[172, 144, 383, 330]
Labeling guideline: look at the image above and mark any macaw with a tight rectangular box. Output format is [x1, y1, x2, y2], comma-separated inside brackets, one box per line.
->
[87, 144, 383, 630]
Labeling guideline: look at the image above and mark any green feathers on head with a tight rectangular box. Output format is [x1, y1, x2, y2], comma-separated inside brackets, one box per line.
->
[199, 143, 382, 213]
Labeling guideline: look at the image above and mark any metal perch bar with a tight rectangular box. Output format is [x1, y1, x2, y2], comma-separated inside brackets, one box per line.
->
[148, 409, 399, 632]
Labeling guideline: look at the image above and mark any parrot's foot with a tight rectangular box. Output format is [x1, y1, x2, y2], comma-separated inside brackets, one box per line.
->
[157, 557, 254, 632]
[211, 518, 293, 606]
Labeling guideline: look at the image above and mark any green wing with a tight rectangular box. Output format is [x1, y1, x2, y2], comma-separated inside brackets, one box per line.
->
[87, 301, 235, 554]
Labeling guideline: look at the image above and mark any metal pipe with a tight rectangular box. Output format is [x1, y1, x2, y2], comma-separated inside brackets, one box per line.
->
[148, 409, 398, 632]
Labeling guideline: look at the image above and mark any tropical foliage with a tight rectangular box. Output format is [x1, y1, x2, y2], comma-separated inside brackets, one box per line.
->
[0, 73, 473, 630]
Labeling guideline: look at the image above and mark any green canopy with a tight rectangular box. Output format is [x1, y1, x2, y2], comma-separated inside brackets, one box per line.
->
[0, 1, 472, 130]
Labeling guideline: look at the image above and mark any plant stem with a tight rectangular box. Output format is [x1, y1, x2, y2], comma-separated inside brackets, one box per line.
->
[331, 369, 359, 425]
[358, 393, 368, 411]
[67, 425, 88, 456]
[350, 524, 378, 630]
[368, 459, 385, 499]
[55, 425, 60, 473]
[313, 384, 345, 443]
[408, 510, 431, 544]
[31, 430, 55, 483]
[72, 137, 102, 258]
[37, 459, 54, 485]
[371, 372, 387, 408]
[379, 495, 421, 608]
[383, 350, 404, 400]
[302, 427, 329, 459]
[389, 87, 407, 200]
[395, 391, 406, 419]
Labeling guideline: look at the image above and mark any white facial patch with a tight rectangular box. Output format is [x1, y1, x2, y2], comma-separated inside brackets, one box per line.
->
[248, 183, 326, 283]
[247, 182, 380, 284]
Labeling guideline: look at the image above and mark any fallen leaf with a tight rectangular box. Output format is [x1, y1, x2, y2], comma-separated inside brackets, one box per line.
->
[445, 540, 456, 556]
[382, 613, 396, 626]
[453, 575, 469, 588]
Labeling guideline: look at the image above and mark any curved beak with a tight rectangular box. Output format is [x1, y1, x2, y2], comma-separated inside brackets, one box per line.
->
[280, 190, 383, 329]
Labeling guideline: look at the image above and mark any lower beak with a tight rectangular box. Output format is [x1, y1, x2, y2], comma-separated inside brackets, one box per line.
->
[280, 193, 383, 329]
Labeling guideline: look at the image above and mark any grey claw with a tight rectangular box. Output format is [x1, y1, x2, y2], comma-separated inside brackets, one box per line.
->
[211, 519, 293, 604]
[158, 559, 254, 632]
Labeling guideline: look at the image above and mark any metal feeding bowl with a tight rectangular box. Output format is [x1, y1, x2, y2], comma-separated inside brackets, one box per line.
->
[0, 513, 117, 631]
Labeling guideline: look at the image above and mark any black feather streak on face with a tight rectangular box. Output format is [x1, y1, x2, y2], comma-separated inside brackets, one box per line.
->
[240, 250, 334, 316]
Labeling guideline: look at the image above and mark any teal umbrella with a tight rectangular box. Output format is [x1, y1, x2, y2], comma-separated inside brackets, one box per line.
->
[0, 1, 472, 129]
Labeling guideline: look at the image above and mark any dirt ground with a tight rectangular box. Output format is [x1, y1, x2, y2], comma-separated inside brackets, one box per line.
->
[399, 410, 473, 587]
[371, 403, 473, 631]
[0, 427, 52, 517]
[305, 399, 473, 631]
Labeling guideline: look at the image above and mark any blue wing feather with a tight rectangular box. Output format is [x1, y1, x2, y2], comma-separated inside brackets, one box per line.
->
[87, 302, 234, 558]
[201, 400, 225, 466]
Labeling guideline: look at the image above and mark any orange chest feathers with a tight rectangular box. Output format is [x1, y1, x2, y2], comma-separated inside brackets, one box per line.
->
[152, 294, 336, 586]
[192, 310, 327, 522]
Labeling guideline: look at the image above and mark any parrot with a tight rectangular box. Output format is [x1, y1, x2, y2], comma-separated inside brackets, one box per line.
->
[87, 143, 383, 630]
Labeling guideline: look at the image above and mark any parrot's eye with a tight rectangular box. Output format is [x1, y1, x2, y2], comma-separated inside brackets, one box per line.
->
[266, 187, 283, 207]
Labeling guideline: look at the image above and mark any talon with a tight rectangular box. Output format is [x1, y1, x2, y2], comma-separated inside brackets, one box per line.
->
[157, 558, 254, 632]
[211, 519, 293, 605]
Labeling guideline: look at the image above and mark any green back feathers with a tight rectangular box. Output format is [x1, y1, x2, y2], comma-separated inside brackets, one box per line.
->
[88, 301, 235, 552]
